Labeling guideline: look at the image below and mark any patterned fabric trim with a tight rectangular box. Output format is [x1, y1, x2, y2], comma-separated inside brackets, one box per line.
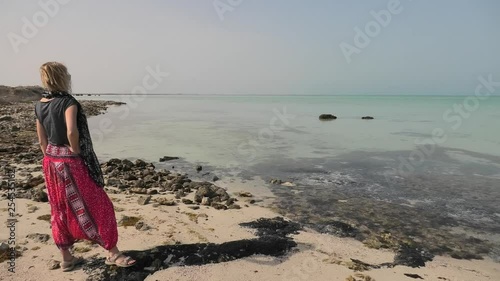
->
[46, 144, 80, 158]
[54, 162, 104, 247]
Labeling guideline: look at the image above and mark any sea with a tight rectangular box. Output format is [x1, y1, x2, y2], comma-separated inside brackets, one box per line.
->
[82, 94, 500, 260]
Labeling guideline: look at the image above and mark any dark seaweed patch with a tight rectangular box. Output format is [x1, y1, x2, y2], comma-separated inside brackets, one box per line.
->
[239, 216, 302, 237]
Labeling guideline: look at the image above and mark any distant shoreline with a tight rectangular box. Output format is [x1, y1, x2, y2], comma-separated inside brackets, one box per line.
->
[75, 93, 500, 97]
[1, 85, 498, 97]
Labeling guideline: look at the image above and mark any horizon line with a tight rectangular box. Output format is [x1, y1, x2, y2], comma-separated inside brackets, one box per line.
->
[74, 93, 500, 97]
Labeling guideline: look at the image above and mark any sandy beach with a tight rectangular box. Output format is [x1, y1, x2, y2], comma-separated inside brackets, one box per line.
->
[1, 95, 499, 281]
[1, 193, 499, 281]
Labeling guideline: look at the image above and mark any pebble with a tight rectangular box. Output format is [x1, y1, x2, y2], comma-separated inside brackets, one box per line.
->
[27, 205, 39, 213]
[26, 233, 50, 243]
[135, 221, 151, 231]
[156, 198, 176, 206]
[201, 197, 211, 206]
[228, 204, 241, 210]
[238, 191, 253, 197]
[137, 195, 152, 205]
[48, 259, 60, 270]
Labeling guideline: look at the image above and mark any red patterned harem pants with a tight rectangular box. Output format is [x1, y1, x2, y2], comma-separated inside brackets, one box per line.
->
[42, 144, 117, 250]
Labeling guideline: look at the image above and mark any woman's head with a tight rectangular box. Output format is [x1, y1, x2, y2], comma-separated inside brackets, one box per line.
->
[40, 62, 71, 93]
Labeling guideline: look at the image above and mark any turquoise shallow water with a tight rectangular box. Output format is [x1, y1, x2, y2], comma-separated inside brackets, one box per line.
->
[84, 95, 500, 167]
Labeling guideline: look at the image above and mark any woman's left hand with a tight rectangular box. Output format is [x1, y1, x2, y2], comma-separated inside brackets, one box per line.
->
[66, 144, 80, 155]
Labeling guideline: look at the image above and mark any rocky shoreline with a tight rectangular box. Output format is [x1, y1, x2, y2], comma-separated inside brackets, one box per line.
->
[100, 158, 248, 211]
[0, 97, 253, 210]
[0, 99, 125, 166]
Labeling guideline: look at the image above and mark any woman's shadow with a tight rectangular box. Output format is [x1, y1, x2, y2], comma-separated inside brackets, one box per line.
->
[83, 217, 301, 281]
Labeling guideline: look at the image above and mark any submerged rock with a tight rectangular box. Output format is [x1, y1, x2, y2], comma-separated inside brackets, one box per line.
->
[269, 178, 283, 185]
[319, 114, 337, 120]
[239, 217, 302, 237]
[362, 116, 374, 120]
[311, 221, 359, 238]
[362, 232, 400, 250]
[450, 251, 483, 260]
[159, 156, 179, 162]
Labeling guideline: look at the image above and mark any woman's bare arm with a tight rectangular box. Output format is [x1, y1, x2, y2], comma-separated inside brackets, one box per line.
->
[36, 119, 48, 155]
[65, 104, 80, 154]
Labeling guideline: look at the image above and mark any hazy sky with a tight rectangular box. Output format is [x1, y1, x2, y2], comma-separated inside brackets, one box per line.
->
[1, 0, 499, 95]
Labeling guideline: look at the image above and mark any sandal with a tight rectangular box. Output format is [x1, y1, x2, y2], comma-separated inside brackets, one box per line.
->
[61, 256, 84, 272]
[105, 252, 136, 267]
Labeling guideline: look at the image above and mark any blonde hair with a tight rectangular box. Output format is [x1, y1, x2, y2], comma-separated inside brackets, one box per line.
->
[39, 62, 72, 93]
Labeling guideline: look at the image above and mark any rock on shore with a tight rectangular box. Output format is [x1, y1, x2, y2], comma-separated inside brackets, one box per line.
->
[0, 85, 44, 104]
[100, 158, 237, 210]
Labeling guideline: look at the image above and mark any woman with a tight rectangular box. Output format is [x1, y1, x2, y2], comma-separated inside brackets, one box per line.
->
[35, 62, 136, 271]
